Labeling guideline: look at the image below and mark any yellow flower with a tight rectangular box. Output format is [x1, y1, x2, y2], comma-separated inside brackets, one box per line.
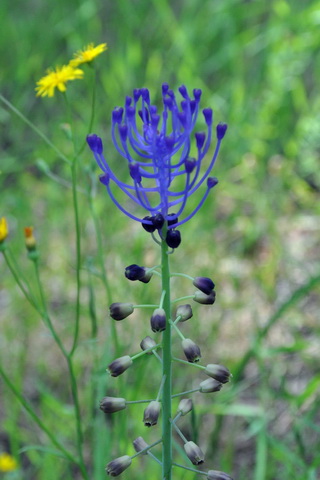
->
[0, 217, 8, 243]
[70, 42, 107, 67]
[0, 452, 18, 472]
[35, 64, 84, 98]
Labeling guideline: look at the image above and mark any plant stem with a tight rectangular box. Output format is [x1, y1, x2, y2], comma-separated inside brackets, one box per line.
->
[161, 238, 172, 480]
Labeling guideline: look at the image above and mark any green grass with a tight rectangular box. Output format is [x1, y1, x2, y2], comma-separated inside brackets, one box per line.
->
[1, 0, 320, 479]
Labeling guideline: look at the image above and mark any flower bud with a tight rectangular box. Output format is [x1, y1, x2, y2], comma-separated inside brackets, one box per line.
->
[166, 229, 181, 248]
[133, 436, 149, 454]
[24, 226, 37, 251]
[140, 336, 157, 354]
[0, 217, 9, 244]
[199, 378, 223, 393]
[184, 441, 204, 465]
[99, 396, 126, 413]
[143, 401, 161, 427]
[207, 470, 233, 480]
[182, 338, 201, 363]
[108, 356, 133, 377]
[125, 264, 152, 283]
[150, 308, 166, 332]
[176, 304, 193, 322]
[109, 303, 134, 320]
[193, 276, 215, 295]
[204, 364, 231, 384]
[142, 216, 156, 232]
[177, 398, 193, 416]
[193, 290, 216, 305]
[106, 455, 132, 476]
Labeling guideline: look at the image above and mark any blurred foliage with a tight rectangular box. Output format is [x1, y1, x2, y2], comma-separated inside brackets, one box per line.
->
[0, 0, 320, 480]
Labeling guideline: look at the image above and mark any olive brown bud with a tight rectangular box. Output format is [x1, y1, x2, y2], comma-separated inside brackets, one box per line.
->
[184, 441, 205, 465]
[140, 336, 157, 354]
[204, 364, 231, 384]
[108, 356, 133, 377]
[176, 304, 193, 322]
[109, 303, 134, 320]
[182, 338, 201, 363]
[106, 455, 132, 476]
[177, 398, 193, 416]
[199, 378, 223, 393]
[150, 308, 166, 332]
[193, 276, 215, 295]
[193, 290, 216, 305]
[143, 401, 161, 427]
[133, 436, 149, 454]
[99, 396, 126, 413]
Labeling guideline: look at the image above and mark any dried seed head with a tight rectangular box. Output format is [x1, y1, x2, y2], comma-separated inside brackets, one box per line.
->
[184, 441, 205, 465]
[143, 401, 161, 427]
[99, 397, 126, 413]
[133, 436, 149, 454]
[176, 304, 193, 322]
[177, 398, 193, 416]
[150, 308, 166, 333]
[193, 276, 215, 295]
[182, 338, 201, 363]
[204, 364, 231, 384]
[140, 336, 157, 354]
[106, 455, 132, 476]
[199, 378, 223, 393]
[109, 303, 134, 320]
[207, 470, 233, 480]
[193, 290, 216, 305]
[107, 356, 133, 377]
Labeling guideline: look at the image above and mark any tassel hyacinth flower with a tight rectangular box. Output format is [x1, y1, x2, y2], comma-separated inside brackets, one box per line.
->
[88, 84, 233, 480]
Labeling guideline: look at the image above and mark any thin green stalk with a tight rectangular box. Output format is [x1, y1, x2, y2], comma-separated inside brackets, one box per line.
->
[161, 237, 172, 480]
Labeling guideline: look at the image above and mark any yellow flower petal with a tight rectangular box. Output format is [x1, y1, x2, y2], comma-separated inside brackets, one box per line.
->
[35, 64, 84, 98]
[0, 217, 9, 242]
[0, 452, 18, 472]
[70, 42, 107, 66]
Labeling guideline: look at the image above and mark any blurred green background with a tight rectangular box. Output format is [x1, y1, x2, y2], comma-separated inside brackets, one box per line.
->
[1, 0, 320, 479]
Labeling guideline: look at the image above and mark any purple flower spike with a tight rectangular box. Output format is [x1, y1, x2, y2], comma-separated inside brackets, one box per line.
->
[87, 84, 227, 246]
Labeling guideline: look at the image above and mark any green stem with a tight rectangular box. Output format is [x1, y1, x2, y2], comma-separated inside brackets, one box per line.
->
[131, 343, 162, 360]
[161, 238, 172, 480]
[171, 295, 194, 304]
[169, 320, 185, 340]
[172, 357, 205, 369]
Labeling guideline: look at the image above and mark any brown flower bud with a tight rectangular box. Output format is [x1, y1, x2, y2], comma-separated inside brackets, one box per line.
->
[107, 356, 133, 377]
[177, 398, 193, 416]
[207, 470, 233, 480]
[143, 401, 161, 427]
[193, 290, 216, 305]
[150, 308, 166, 332]
[109, 303, 134, 320]
[140, 336, 157, 354]
[99, 397, 126, 413]
[176, 304, 193, 322]
[106, 455, 132, 476]
[182, 338, 201, 363]
[133, 436, 149, 454]
[184, 441, 204, 465]
[199, 378, 223, 393]
[204, 364, 231, 384]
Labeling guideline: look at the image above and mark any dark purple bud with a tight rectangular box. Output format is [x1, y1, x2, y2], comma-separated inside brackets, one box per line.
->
[143, 401, 161, 427]
[133, 436, 149, 454]
[126, 106, 135, 118]
[87, 134, 103, 154]
[125, 96, 132, 106]
[109, 302, 134, 320]
[108, 355, 133, 377]
[129, 163, 141, 183]
[142, 216, 156, 233]
[207, 177, 218, 189]
[207, 470, 234, 480]
[194, 290, 216, 305]
[216, 123, 228, 140]
[199, 378, 223, 393]
[162, 83, 169, 94]
[112, 107, 123, 124]
[165, 135, 175, 151]
[151, 114, 160, 128]
[133, 88, 141, 101]
[167, 213, 179, 226]
[178, 398, 193, 416]
[179, 84, 188, 99]
[182, 338, 201, 363]
[141, 88, 150, 103]
[178, 111, 187, 128]
[140, 336, 157, 354]
[166, 229, 181, 249]
[185, 157, 196, 174]
[99, 173, 110, 186]
[100, 396, 126, 413]
[184, 441, 204, 465]
[176, 304, 193, 322]
[193, 276, 215, 295]
[193, 88, 202, 101]
[195, 132, 206, 149]
[152, 213, 165, 229]
[203, 108, 213, 125]
[125, 264, 146, 281]
[190, 99, 196, 114]
[150, 308, 166, 332]
[204, 364, 231, 384]
[106, 455, 132, 476]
